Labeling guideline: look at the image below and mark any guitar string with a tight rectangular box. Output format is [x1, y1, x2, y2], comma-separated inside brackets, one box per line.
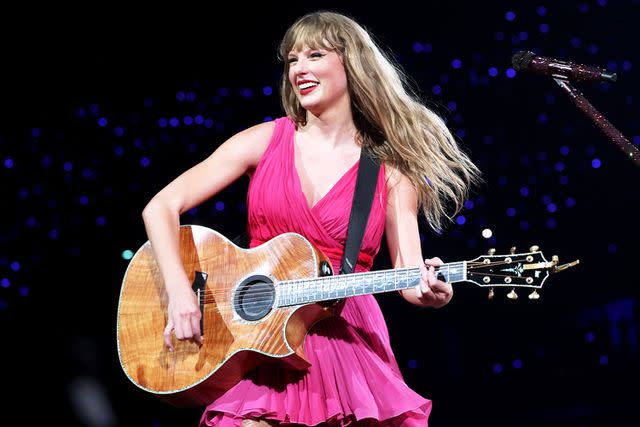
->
[187, 259, 529, 302]
[192, 266, 426, 311]
[181, 264, 539, 311]
[183, 265, 449, 311]
[189, 260, 500, 299]
[188, 264, 463, 301]
[189, 264, 539, 310]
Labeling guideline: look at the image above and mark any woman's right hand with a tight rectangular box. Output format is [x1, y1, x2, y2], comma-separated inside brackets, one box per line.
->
[164, 280, 203, 351]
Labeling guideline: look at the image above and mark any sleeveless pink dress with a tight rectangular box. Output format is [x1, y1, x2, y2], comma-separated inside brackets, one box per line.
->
[199, 117, 431, 426]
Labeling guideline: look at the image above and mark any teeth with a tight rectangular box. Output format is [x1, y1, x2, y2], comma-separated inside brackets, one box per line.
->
[299, 82, 318, 90]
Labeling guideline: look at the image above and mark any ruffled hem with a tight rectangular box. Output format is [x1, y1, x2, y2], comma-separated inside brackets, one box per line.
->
[200, 402, 431, 426]
[198, 296, 431, 427]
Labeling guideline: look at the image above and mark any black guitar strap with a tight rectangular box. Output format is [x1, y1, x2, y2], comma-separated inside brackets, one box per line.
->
[339, 148, 380, 275]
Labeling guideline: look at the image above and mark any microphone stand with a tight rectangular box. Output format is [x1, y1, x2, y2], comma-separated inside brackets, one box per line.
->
[553, 78, 640, 167]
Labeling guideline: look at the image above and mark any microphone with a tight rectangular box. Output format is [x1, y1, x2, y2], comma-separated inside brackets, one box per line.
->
[512, 51, 617, 83]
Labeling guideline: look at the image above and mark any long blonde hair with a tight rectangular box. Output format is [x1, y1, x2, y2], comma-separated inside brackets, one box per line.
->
[279, 11, 481, 232]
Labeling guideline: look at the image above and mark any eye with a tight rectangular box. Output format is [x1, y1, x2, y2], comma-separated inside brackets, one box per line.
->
[287, 57, 298, 64]
[310, 52, 324, 58]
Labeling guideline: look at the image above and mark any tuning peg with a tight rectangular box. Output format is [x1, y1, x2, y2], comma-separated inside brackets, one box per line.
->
[528, 290, 540, 300]
[552, 255, 559, 265]
[507, 289, 518, 299]
[488, 288, 494, 300]
[529, 245, 539, 252]
[487, 248, 496, 255]
[510, 246, 517, 255]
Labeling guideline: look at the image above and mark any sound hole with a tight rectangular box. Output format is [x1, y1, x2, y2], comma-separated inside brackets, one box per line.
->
[233, 275, 275, 321]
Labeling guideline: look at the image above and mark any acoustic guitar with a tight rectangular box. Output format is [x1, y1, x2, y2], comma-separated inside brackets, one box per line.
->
[116, 225, 577, 407]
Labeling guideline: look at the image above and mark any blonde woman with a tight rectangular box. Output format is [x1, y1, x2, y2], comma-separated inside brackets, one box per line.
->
[142, 10, 481, 427]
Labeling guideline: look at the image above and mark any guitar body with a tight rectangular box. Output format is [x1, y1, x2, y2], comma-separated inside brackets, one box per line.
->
[117, 225, 335, 407]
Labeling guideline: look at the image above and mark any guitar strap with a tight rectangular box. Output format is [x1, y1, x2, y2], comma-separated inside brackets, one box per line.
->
[339, 148, 380, 275]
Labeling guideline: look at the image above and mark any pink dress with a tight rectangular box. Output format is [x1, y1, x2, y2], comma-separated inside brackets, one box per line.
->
[199, 117, 431, 426]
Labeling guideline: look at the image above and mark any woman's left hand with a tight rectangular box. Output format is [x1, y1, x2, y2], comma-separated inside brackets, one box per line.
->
[415, 257, 453, 308]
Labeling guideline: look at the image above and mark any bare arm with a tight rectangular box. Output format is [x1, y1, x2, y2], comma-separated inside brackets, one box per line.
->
[384, 166, 453, 308]
[141, 120, 275, 348]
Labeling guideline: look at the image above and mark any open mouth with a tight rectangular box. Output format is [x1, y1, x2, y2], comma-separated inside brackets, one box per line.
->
[298, 81, 319, 95]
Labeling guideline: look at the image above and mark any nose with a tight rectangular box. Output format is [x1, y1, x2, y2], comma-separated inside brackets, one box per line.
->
[291, 57, 309, 75]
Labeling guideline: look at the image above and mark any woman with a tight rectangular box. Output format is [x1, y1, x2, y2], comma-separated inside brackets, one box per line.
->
[142, 10, 480, 427]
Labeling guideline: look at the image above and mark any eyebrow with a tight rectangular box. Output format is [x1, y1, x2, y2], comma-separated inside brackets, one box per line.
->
[287, 48, 325, 57]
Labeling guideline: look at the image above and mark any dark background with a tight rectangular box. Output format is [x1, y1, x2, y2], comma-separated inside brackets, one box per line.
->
[2, 2, 639, 426]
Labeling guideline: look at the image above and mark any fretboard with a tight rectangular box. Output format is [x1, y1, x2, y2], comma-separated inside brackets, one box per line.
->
[277, 262, 466, 307]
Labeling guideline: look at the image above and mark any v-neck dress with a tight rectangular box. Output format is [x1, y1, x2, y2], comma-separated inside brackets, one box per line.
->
[199, 117, 431, 427]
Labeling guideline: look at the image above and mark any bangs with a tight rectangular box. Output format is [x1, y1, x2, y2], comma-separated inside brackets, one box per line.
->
[279, 15, 344, 60]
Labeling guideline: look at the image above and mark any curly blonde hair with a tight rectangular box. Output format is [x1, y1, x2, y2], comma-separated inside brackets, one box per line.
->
[278, 11, 481, 232]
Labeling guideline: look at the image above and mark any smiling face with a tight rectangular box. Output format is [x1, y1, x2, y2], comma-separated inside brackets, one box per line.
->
[287, 46, 350, 116]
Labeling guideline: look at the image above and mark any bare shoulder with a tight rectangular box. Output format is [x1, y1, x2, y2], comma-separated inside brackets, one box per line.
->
[384, 163, 401, 188]
[384, 163, 415, 197]
[222, 120, 276, 174]
[384, 162, 419, 224]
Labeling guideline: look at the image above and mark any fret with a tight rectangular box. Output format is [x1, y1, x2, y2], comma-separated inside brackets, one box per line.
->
[375, 272, 383, 291]
[383, 272, 390, 292]
[303, 282, 320, 302]
[299, 280, 304, 301]
[367, 272, 375, 293]
[293, 281, 298, 305]
[325, 277, 330, 300]
[331, 277, 338, 299]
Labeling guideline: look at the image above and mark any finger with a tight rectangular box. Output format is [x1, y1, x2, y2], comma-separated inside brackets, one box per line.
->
[426, 265, 438, 286]
[190, 314, 203, 345]
[164, 322, 174, 351]
[425, 257, 444, 267]
[180, 319, 194, 341]
[174, 320, 187, 341]
[415, 283, 429, 299]
[420, 279, 431, 295]
[418, 263, 428, 282]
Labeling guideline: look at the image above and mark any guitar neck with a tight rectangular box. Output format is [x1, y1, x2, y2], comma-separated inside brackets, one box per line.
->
[277, 262, 466, 307]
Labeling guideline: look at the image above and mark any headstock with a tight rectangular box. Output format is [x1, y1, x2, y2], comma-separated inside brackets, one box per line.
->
[467, 245, 579, 300]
